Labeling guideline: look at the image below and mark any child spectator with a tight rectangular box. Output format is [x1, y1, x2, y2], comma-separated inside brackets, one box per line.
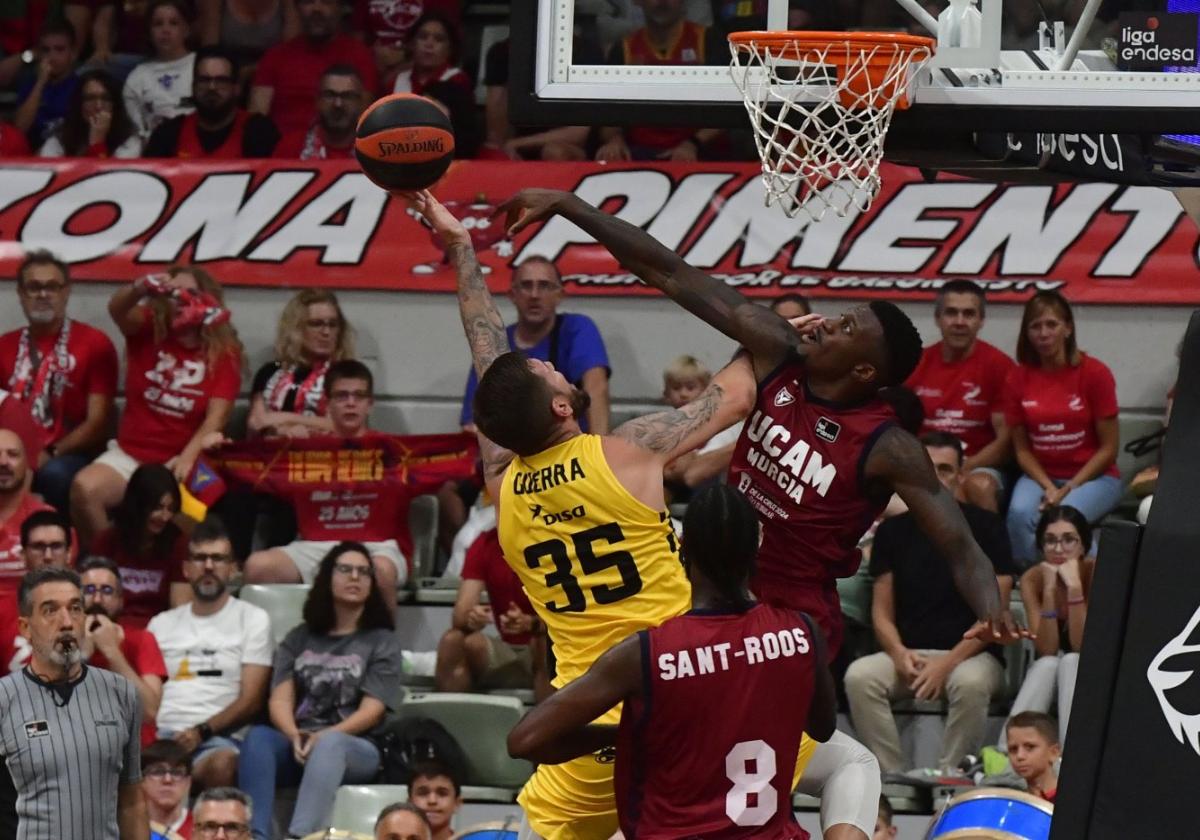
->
[1004, 290, 1121, 568]
[239, 541, 402, 839]
[436, 528, 538, 692]
[249, 0, 377, 136]
[142, 739, 194, 838]
[1005, 711, 1061, 802]
[1003, 505, 1092, 747]
[0, 0, 88, 89]
[661, 355, 740, 498]
[123, 0, 196, 141]
[408, 760, 463, 840]
[90, 464, 190, 626]
[70, 266, 243, 549]
[14, 20, 80, 148]
[39, 68, 141, 156]
[873, 794, 896, 840]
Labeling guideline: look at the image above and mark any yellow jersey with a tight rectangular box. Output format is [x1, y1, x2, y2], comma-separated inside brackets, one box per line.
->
[497, 433, 691, 691]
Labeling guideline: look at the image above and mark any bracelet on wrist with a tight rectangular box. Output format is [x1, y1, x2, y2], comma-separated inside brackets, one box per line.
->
[1040, 610, 1059, 620]
[1066, 596, 1085, 606]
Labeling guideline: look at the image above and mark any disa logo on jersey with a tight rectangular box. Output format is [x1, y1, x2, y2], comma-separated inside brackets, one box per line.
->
[528, 504, 586, 525]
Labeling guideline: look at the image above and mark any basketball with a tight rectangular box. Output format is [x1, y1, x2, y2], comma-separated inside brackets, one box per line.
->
[354, 93, 455, 191]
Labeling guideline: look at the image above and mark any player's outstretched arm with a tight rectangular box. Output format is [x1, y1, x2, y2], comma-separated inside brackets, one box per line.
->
[508, 634, 642, 765]
[611, 354, 756, 464]
[864, 426, 1029, 644]
[500, 189, 802, 375]
[403, 190, 516, 489]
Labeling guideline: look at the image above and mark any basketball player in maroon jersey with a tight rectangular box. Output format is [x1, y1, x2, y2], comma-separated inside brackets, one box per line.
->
[510, 484, 837, 840]
[502, 189, 1024, 840]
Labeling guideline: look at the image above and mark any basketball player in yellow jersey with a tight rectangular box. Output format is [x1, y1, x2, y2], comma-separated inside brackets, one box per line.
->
[403, 190, 756, 840]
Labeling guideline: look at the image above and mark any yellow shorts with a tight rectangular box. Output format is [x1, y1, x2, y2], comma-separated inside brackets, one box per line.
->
[518, 748, 619, 840]
[793, 732, 819, 789]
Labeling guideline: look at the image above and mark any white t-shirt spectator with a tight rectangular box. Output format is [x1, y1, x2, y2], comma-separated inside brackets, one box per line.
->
[124, 52, 195, 140]
[149, 597, 274, 733]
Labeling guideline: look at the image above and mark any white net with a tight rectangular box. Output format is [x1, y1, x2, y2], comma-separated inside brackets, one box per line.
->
[729, 33, 934, 221]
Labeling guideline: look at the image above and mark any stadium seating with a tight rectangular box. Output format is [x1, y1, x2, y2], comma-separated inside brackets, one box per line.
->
[239, 584, 310, 645]
[331, 785, 409, 836]
[396, 692, 533, 798]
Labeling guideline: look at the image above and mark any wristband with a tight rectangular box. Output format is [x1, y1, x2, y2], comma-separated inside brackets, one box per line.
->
[1066, 596, 1085, 606]
[1040, 610, 1059, 620]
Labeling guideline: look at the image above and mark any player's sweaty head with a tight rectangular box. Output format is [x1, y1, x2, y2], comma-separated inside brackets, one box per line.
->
[475, 351, 588, 456]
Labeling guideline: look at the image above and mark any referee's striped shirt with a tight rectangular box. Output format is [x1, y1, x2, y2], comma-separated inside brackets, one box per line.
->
[0, 664, 141, 840]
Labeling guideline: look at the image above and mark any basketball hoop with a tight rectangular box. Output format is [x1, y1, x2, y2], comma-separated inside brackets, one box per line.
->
[729, 31, 935, 221]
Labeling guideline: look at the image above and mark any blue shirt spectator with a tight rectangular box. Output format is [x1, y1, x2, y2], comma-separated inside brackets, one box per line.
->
[459, 258, 611, 432]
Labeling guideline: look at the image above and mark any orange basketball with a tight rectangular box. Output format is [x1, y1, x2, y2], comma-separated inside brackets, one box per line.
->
[354, 93, 455, 191]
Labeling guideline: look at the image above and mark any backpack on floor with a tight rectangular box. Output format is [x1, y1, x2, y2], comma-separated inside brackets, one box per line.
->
[376, 716, 470, 785]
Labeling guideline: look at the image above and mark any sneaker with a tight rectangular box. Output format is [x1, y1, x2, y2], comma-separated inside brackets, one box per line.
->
[402, 649, 437, 677]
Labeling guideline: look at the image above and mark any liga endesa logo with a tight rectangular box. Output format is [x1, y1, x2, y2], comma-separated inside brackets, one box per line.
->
[1118, 12, 1198, 69]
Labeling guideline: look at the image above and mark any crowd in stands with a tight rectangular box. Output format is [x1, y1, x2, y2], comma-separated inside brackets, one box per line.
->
[0, 226, 1163, 836]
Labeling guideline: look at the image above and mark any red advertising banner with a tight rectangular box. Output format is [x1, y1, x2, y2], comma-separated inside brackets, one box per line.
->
[0, 158, 1196, 304]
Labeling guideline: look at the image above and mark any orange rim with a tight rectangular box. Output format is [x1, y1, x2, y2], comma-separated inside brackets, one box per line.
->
[728, 30, 936, 53]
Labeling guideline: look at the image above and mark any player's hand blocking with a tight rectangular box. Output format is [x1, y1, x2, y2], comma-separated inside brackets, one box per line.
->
[397, 189, 472, 248]
[498, 189, 572, 237]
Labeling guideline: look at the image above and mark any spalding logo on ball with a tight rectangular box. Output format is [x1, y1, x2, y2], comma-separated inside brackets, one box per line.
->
[355, 93, 455, 191]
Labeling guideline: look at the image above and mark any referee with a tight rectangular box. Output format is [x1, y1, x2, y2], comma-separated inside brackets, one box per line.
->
[0, 567, 149, 839]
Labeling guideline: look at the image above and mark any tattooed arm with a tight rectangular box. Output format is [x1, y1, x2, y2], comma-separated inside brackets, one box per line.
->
[500, 189, 803, 378]
[613, 354, 756, 465]
[404, 190, 515, 492]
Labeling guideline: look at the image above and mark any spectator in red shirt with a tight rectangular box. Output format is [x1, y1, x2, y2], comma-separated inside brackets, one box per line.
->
[249, 0, 378, 137]
[273, 63, 366, 159]
[142, 739, 194, 839]
[0, 122, 31, 156]
[352, 0, 458, 90]
[90, 464, 191, 627]
[0, 508, 74, 679]
[907, 280, 1016, 513]
[596, 0, 725, 162]
[0, 429, 53, 596]
[435, 528, 538, 692]
[70, 265, 243, 550]
[1004, 291, 1121, 567]
[243, 360, 410, 603]
[0, 250, 119, 513]
[392, 11, 476, 157]
[145, 46, 280, 157]
[80, 555, 169, 742]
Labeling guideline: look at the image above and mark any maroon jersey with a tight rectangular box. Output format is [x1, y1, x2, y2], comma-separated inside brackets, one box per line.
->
[615, 604, 817, 840]
[728, 359, 895, 656]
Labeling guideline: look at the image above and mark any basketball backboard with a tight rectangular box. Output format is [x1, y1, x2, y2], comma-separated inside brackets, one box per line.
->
[510, 0, 1200, 176]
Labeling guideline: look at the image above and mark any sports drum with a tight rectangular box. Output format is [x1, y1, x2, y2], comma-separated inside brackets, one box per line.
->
[926, 787, 1053, 840]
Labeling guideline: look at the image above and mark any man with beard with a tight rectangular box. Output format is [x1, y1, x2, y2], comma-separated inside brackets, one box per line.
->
[0, 250, 118, 513]
[250, 0, 377, 136]
[145, 46, 280, 158]
[80, 556, 168, 745]
[149, 517, 273, 790]
[0, 429, 54, 597]
[0, 567, 148, 840]
[274, 63, 367, 159]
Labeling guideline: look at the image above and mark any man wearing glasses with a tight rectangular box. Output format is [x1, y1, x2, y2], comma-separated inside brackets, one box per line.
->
[192, 787, 254, 840]
[274, 64, 367, 160]
[244, 359, 412, 602]
[149, 517, 273, 792]
[0, 250, 118, 513]
[145, 46, 280, 158]
[80, 556, 168, 744]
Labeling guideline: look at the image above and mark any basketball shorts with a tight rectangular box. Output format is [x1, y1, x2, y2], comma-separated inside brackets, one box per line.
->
[517, 705, 620, 840]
